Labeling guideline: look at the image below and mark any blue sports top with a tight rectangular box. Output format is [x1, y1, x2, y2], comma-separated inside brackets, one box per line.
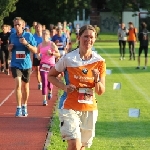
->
[33, 33, 43, 46]
[9, 31, 36, 69]
[58, 69, 69, 109]
[33, 33, 43, 58]
[10, 28, 16, 34]
[51, 33, 67, 50]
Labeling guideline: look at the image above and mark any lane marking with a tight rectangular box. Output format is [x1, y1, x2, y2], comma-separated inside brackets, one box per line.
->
[100, 47, 150, 102]
[0, 90, 15, 106]
[0, 70, 34, 107]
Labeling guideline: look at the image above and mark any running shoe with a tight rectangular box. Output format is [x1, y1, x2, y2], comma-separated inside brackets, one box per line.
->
[136, 66, 140, 69]
[43, 100, 48, 106]
[15, 108, 22, 117]
[22, 106, 28, 117]
[38, 83, 42, 90]
[5, 70, 10, 75]
[1, 66, 4, 72]
[48, 93, 52, 100]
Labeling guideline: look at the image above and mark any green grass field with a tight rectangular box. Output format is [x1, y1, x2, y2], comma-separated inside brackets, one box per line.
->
[71, 32, 117, 42]
[47, 42, 150, 150]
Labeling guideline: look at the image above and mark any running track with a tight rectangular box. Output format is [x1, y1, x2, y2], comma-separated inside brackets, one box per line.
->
[0, 71, 58, 150]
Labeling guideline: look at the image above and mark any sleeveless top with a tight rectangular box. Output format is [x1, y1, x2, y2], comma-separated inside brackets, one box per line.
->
[40, 41, 55, 66]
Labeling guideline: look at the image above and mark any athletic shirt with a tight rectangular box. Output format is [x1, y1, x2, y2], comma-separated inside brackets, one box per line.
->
[40, 41, 55, 66]
[51, 34, 67, 50]
[138, 29, 149, 46]
[33, 33, 43, 46]
[58, 70, 68, 109]
[9, 31, 36, 69]
[118, 28, 128, 41]
[30, 26, 35, 34]
[33, 33, 43, 58]
[128, 28, 137, 41]
[55, 48, 106, 111]
[0, 32, 10, 47]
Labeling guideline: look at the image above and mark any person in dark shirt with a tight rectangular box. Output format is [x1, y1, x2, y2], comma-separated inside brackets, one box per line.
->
[136, 22, 149, 69]
[0, 24, 10, 74]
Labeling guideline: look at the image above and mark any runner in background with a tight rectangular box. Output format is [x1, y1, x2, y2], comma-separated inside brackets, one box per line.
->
[30, 21, 37, 34]
[50, 26, 56, 40]
[75, 24, 80, 43]
[33, 23, 43, 90]
[0, 24, 10, 74]
[68, 22, 73, 36]
[63, 21, 70, 52]
[36, 29, 60, 106]
[51, 26, 68, 57]
[8, 18, 37, 117]
[127, 22, 138, 60]
[42, 25, 46, 32]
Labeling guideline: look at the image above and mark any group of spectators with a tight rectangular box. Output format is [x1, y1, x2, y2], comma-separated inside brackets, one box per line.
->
[118, 21, 149, 69]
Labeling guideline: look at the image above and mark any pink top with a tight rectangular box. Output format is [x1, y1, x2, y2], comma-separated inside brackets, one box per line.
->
[40, 41, 55, 65]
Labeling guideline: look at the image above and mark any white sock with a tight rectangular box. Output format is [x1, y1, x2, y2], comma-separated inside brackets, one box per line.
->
[17, 106, 21, 108]
[22, 104, 27, 107]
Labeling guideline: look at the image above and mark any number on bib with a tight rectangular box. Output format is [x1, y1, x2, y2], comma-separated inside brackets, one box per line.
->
[16, 51, 25, 59]
[40, 64, 50, 72]
[78, 88, 93, 104]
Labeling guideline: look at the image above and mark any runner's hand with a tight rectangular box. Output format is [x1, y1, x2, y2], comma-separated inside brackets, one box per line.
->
[92, 69, 100, 82]
[63, 84, 76, 93]
[36, 54, 41, 60]
[19, 37, 28, 45]
[8, 44, 14, 51]
[47, 50, 52, 55]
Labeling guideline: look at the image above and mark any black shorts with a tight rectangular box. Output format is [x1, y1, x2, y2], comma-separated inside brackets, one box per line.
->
[32, 57, 40, 66]
[11, 67, 31, 83]
[139, 46, 148, 57]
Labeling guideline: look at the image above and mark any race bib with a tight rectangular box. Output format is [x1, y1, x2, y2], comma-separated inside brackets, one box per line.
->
[40, 64, 50, 72]
[78, 88, 93, 104]
[16, 51, 25, 59]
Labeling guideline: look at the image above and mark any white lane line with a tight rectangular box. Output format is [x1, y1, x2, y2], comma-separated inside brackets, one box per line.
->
[100, 47, 150, 102]
[0, 90, 15, 106]
[0, 70, 34, 107]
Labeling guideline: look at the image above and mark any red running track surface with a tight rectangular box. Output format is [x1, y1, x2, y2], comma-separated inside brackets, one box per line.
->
[0, 71, 58, 150]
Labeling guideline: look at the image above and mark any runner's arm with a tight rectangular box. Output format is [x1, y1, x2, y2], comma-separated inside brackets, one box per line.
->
[36, 45, 41, 60]
[94, 76, 105, 95]
[48, 67, 65, 90]
[25, 43, 37, 54]
[51, 42, 60, 57]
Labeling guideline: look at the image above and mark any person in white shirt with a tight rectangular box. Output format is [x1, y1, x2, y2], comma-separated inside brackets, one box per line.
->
[117, 23, 128, 60]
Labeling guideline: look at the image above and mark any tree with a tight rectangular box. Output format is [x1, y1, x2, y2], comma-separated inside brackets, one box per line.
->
[106, 0, 150, 22]
[0, 0, 18, 25]
[4, 0, 91, 27]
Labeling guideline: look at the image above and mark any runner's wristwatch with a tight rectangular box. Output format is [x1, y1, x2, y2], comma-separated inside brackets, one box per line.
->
[95, 79, 100, 83]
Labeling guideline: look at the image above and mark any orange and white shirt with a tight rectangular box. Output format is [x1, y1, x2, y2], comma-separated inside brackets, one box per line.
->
[128, 28, 137, 41]
[55, 48, 106, 111]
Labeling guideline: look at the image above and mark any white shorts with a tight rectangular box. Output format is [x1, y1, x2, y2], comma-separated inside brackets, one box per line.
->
[58, 109, 98, 148]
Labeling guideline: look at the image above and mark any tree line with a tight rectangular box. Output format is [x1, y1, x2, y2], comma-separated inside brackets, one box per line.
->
[1, 0, 150, 27]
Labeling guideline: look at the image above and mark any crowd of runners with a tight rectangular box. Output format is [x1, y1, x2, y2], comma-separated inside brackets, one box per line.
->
[0, 17, 76, 113]
[0, 17, 105, 150]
